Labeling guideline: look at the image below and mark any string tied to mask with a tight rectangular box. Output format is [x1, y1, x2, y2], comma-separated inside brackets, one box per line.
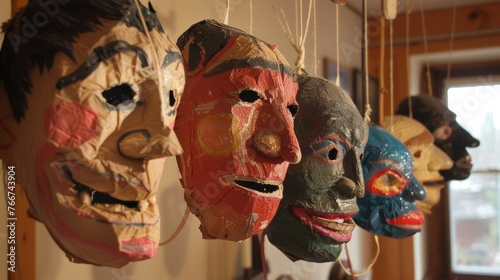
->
[339, 234, 380, 278]
[274, 0, 314, 75]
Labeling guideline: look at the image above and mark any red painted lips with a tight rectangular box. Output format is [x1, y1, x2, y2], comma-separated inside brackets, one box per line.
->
[386, 209, 425, 230]
[292, 207, 357, 242]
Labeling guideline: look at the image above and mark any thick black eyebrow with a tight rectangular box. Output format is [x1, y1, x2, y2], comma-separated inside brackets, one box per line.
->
[203, 57, 294, 78]
[56, 40, 149, 89]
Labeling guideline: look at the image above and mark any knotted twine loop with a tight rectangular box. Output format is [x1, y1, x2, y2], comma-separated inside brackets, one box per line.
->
[363, 104, 373, 123]
[274, 0, 313, 75]
[159, 205, 190, 246]
[339, 234, 381, 278]
[361, 0, 372, 124]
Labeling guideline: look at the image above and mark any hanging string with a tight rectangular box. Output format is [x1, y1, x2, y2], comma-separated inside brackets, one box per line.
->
[362, 0, 372, 123]
[260, 231, 268, 280]
[274, 0, 314, 74]
[344, 242, 356, 280]
[339, 235, 381, 277]
[249, 0, 253, 34]
[419, 0, 432, 96]
[295, 0, 300, 44]
[313, 0, 318, 76]
[406, 0, 414, 119]
[335, 3, 340, 86]
[378, 9, 386, 125]
[446, 0, 458, 84]
[159, 205, 190, 246]
[159, 155, 190, 245]
[389, 18, 394, 129]
[223, 0, 230, 25]
[132, 0, 164, 98]
[300, 0, 304, 46]
[132, 0, 188, 246]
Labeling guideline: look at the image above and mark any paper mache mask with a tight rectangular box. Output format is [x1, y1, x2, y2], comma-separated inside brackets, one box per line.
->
[382, 115, 453, 214]
[396, 95, 480, 181]
[354, 125, 426, 238]
[175, 20, 301, 241]
[266, 75, 368, 262]
[0, 0, 184, 267]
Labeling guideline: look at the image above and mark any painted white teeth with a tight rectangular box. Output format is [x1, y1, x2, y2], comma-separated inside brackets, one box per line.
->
[138, 200, 149, 212]
[311, 216, 355, 234]
[79, 190, 92, 206]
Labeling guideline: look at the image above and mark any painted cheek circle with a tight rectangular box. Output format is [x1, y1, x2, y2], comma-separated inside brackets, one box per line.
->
[368, 168, 408, 196]
[197, 114, 239, 156]
[44, 102, 98, 147]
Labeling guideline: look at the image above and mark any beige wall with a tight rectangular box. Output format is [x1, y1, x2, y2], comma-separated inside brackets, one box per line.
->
[1, 1, 368, 279]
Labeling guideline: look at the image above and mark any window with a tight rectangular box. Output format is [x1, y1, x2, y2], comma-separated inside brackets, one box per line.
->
[447, 83, 500, 277]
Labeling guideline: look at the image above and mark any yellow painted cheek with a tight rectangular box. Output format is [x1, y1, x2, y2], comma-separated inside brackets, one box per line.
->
[197, 114, 239, 156]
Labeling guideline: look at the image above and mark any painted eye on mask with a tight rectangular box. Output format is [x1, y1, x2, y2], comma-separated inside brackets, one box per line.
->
[310, 136, 348, 164]
[168, 90, 176, 107]
[102, 83, 136, 106]
[368, 168, 408, 196]
[287, 104, 299, 118]
[433, 124, 452, 141]
[413, 150, 422, 158]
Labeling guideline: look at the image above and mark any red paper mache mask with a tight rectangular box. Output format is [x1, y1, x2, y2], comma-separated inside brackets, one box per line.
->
[175, 20, 301, 241]
[0, 1, 184, 267]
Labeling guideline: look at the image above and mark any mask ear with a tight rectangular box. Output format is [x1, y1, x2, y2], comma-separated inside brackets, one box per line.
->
[0, 81, 17, 160]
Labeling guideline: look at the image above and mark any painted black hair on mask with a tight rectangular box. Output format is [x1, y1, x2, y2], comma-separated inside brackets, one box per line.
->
[0, 0, 163, 122]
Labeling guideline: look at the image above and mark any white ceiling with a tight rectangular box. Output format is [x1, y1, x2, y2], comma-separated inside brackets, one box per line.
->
[347, 0, 500, 16]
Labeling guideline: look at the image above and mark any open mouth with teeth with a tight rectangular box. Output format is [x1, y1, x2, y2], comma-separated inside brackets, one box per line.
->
[292, 207, 356, 242]
[62, 165, 140, 209]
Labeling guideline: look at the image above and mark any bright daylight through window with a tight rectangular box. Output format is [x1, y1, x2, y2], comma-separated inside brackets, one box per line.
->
[447, 83, 500, 276]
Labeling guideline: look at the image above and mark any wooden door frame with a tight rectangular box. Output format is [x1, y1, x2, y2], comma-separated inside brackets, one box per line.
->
[7, 2, 35, 280]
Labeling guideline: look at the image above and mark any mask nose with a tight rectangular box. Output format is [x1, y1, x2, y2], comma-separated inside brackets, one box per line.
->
[117, 78, 183, 159]
[340, 147, 365, 197]
[253, 129, 282, 158]
[118, 128, 182, 159]
[252, 104, 301, 164]
[402, 175, 426, 202]
[455, 126, 480, 148]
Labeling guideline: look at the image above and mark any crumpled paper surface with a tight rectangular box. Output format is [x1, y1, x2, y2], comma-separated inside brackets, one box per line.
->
[0, 0, 184, 267]
[175, 19, 301, 241]
[354, 125, 426, 238]
[267, 74, 368, 262]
